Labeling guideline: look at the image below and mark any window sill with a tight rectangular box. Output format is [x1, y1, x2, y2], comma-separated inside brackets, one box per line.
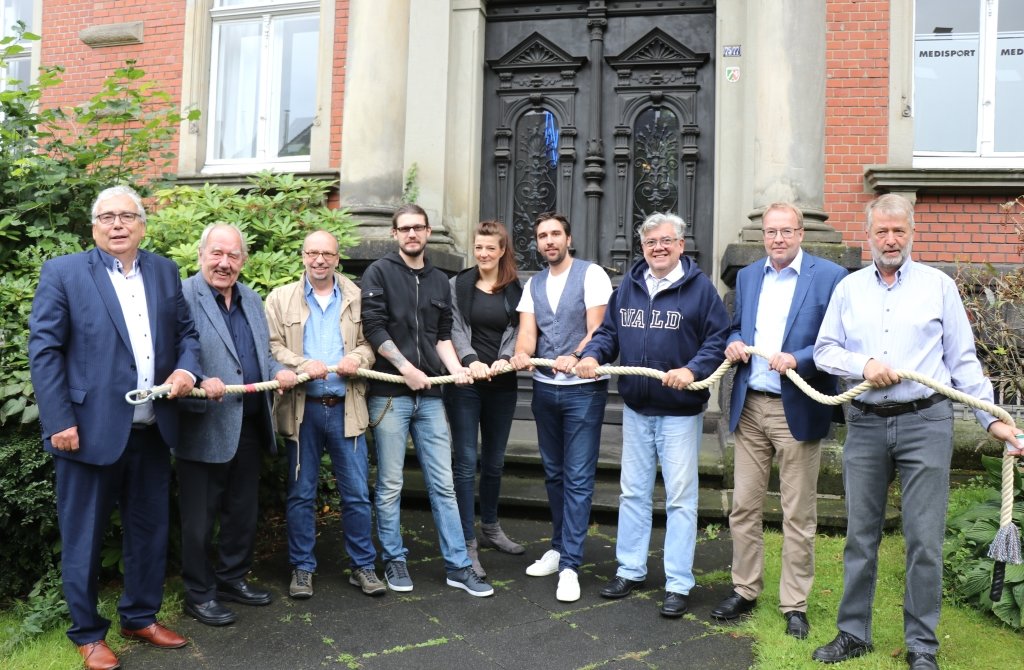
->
[864, 165, 1024, 196]
[174, 170, 338, 189]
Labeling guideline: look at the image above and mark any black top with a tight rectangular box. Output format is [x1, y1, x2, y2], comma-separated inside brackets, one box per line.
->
[361, 252, 453, 398]
[470, 288, 516, 391]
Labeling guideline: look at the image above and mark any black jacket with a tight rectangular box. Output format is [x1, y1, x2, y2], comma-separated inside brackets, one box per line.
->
[361, 252, 453, 397]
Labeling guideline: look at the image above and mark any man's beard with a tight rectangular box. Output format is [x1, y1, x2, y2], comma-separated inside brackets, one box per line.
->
[870, 238, 911, 269]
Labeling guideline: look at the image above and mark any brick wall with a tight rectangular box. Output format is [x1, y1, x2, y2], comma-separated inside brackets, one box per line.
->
[38, 1, 349, 176]
[40, 1, 186, 123]
[824, 1, 1021, 266]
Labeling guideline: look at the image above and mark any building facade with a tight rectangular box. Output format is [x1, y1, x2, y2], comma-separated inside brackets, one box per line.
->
[13, 0, 1024, 279]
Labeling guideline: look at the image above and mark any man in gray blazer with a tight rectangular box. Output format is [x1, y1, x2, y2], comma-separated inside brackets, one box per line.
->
[176, 224, 297, 626]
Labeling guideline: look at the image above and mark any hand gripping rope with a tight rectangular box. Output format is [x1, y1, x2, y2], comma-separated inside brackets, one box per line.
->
[125, 345, 1023, 599]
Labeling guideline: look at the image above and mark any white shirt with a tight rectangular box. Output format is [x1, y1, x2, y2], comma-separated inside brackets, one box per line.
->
[814, 258, 996, 428]
[518, 259, 613, 384]
[643, 261, 684, 298]
[748, 250, 802, 394]
[105, 256, 156, 425]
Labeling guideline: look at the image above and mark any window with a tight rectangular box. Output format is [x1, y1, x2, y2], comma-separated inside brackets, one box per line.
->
[205, 0, 320, 172]
[1, 0, 36, 91]
[914, 0, 1024, 166]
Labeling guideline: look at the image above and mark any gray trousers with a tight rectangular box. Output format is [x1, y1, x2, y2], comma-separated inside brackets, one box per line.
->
[837, 398, 953, 654]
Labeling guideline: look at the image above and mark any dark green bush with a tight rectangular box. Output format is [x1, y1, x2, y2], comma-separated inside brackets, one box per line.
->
[0, 430, 60, 601]
[943, 455, 1024, 628]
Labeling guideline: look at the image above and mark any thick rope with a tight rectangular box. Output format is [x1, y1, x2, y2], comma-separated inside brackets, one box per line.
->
[125, 347, 1022, 571]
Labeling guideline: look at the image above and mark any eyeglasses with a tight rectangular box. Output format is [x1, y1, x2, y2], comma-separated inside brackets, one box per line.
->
[395, 224, 428, 235]
[642, 237, 679, 249]
[94, 211, 141, 225]
[763, 228, 801, 239]
[303, 250, 339, 260]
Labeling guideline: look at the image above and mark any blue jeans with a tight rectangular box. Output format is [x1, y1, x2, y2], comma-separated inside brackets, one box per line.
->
[837, 399, 953, 654]
[286, 402, 375, 572]
[616, 405, 701, 594]
[369, 394, 470, 572]
[444, 383, 518, 540]
[531, 379, 608, 571]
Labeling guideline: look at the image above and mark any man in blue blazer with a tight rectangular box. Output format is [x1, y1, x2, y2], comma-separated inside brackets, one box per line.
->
[710, 202, 846, 640]
[29, 185, 202, 670]
[176, 224, 296, 626]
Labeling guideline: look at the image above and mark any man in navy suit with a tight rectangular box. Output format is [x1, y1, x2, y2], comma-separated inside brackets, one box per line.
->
[176, 224, 296, 626]
[29, 185, 202, 670]
[710, 202, 846, 639]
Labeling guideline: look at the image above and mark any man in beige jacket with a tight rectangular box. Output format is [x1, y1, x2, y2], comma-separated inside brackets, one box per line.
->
[266, 230, 379, 599]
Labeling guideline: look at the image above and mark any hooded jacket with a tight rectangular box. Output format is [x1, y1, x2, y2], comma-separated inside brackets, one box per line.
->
[360, 251, 453, 398]
[582, 255, 729, 416]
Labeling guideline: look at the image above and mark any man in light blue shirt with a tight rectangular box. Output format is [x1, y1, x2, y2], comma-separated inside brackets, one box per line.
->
[811, 193, 1020, 670]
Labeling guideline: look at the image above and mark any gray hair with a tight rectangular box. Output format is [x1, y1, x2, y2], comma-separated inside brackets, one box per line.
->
[638, 212, 687, 239]
[199, 223, 248, 257]
[866, 193, 915, 232]
[91, 185, 146, 223]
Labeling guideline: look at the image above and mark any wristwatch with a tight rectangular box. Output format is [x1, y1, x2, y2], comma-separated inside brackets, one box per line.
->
[570, 350, 583, 360]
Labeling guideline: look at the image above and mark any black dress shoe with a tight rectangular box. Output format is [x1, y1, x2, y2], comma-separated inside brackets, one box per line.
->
[599, 576, 645, 599]
[906, 652, 939, 670]
[216, 579, 272, 606]
[812, 631, 872, 663]
[184, 599, 236, 627]
[660, 591, 688, 618]
[784, 611, 810, 639]
[710, 590, 757, 621]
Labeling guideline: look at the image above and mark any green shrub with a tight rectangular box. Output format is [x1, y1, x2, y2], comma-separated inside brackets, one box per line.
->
[0, 430, 60, 601]
[143, 172, 360, 296]
[943, 455, 1024, 628]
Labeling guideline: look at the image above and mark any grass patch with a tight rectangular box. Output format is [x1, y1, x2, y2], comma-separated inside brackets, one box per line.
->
[740, 529, 1024, 669]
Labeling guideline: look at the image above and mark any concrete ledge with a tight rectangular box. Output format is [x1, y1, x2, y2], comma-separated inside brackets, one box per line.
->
[80, 22, 144, 47]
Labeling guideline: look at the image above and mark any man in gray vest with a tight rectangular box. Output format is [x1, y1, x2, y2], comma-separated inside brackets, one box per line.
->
[510, 212, 613, 603]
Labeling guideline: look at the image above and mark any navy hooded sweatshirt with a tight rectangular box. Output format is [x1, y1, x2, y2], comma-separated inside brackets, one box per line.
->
[581, 255, 729, 416]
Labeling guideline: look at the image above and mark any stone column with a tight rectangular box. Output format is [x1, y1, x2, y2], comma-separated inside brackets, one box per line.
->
[338, 0, 411, 267]
[721, 0, 858, 285]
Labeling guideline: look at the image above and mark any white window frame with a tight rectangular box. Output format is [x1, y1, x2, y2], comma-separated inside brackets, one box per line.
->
[0, 0, 42, 90]
[912, 0, 1024, 168]
[178, 0, 334, 177]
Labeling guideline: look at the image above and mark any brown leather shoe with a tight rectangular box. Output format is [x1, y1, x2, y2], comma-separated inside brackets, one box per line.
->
[119, 622, 188, 649]
[78, 640, 120, 670]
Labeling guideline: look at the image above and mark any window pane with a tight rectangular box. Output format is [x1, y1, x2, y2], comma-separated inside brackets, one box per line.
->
[512, 110, 559, 271]
[273, 15, 318, 157]
[212, 21, 261, 160]
[995, 2, 1024, 151]
[914, 0, 981, 152]
[632, 107, 680, 258]
[5, 53, 29, 90]
[2, 0, 33, 34]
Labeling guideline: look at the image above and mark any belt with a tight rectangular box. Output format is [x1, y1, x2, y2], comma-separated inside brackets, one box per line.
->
[851, 393, 945, 417]
[306, 395, 343, 407]
[131, 422, 156, 431]
[749, 389, 781, 399]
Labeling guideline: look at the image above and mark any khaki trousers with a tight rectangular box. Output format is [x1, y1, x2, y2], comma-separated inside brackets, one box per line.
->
[730, 393, 820, 612]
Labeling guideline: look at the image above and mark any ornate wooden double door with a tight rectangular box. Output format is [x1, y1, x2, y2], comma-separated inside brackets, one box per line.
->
[480, 1, 716, 275]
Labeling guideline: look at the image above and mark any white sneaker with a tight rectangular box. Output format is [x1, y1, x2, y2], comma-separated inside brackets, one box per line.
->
[556, 568, 580, 602]
[525, 549, 560, 577]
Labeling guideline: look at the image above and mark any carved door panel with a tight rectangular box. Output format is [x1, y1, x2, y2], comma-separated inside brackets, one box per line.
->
[481, 1, 716, 275]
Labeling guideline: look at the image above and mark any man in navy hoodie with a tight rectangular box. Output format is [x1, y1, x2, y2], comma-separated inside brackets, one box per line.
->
[576, 211, 729, 618]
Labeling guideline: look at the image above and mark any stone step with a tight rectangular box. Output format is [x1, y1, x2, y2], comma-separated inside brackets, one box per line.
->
[397, 466, 898, 532]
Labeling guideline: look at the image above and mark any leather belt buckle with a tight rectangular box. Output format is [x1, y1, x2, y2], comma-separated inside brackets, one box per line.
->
[852, 393, 943, 417]
[307, 395, 342, 407]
